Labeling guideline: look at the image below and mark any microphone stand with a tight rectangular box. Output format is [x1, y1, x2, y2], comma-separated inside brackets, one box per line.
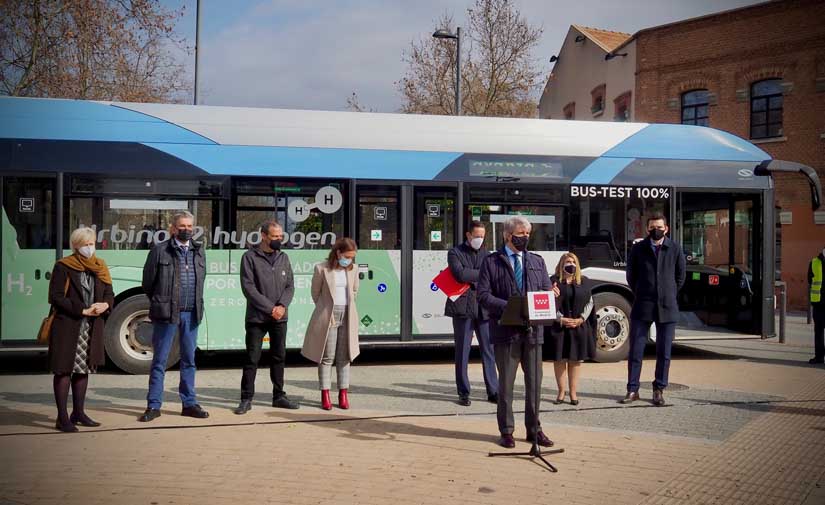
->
[488, 307, 564, 472]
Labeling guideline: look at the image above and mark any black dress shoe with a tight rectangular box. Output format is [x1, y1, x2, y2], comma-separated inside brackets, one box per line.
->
[181, 404, 209, 418]
[498, 434, 516, 448]
[458, 396, 471, 407]
[55, 420, 79, 433]
[487, 393, 499, 404]
[527, 430, 554, 448]
[272, 395, 300, 409]
[652, 389, 666, 407]
[809, 357, 825, 364]
[70, 413, 101, 427]
[620, 391, 640, 404]
[138, 408, 161, 422]
[234, 399, 252, 415]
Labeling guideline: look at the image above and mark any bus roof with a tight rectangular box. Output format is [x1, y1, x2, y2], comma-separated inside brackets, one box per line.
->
[0, 97, 772, 187]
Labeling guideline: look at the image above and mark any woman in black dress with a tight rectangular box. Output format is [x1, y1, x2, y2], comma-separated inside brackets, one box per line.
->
[549, 252, 595, 406]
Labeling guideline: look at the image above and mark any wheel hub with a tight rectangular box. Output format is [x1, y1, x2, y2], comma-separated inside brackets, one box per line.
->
[595, 306, 629, 352]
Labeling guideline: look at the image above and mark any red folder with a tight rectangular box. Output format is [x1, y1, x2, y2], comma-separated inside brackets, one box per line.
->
[432, 267, 470, 299]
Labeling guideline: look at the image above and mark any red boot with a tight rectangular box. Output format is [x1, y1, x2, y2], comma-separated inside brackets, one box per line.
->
[321, 389, 332, 410]
[338, 389, 350, 410]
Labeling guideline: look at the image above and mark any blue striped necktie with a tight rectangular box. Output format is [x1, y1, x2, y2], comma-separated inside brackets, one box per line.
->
[513, 253, 523, 292]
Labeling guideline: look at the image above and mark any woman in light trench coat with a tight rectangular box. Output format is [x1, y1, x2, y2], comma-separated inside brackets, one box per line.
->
[302, 238, 360, 410]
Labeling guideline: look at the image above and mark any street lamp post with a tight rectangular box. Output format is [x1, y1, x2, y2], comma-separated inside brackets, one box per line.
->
[432, 27, 461, 116]
[194, 0, 202, 105]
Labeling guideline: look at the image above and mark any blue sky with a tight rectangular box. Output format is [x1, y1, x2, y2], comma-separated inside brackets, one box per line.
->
[163, 0, 764, 112]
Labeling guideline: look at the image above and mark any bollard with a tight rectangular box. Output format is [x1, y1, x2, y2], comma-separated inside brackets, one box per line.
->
[776, 281, 786, 344]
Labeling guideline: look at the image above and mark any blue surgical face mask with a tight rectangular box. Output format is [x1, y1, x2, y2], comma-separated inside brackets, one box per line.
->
[338, 257, 352, 268]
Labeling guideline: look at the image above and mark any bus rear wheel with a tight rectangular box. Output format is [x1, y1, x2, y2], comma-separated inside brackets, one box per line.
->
[104, 295, 180, 375]
[592, 292, 632, 363]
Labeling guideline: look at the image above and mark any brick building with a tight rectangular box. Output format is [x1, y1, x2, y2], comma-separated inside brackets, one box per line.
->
[540, 0, 825, 308]
[633, 0, 825, 308]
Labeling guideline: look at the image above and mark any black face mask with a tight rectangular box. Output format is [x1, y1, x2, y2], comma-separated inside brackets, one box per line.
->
[269, 239, 282, 251]
[648, 228, 665, 241]
[564, 264, 577, 274]
[176, 229, 193, 242]
[510, 235, 529, 252]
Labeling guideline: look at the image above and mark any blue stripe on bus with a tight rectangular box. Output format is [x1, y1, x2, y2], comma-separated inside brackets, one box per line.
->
[143, 143, 463, 180]
[602, 123, 770, 162]
[571, 157, 635, 184]
[0, 98, 214, 145]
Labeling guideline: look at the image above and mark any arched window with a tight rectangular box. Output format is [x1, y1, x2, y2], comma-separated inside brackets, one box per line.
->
[750, 79, 783, 139]
[681, 89, 708, 126]
[563, 102, 575, 120]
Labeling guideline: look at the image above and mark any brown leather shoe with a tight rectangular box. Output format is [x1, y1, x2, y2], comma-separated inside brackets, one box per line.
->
[527, 430, 554, 447]
[620, 391, 640, 404]
[498, 434, 516, 448]
[652, 388, 666, 407]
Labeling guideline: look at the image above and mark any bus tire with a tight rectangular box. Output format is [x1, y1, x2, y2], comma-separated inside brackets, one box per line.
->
[591, 292, 632, 363]
[104, 295, 180, 375]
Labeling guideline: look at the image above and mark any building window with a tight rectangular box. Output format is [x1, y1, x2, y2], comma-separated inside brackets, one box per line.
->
[750, 79, 783, 139]
[591, 84, 605, 116]
[614, 91, 631, 122]
[563, 102, 575, 120]
[681, 89, 709, 126]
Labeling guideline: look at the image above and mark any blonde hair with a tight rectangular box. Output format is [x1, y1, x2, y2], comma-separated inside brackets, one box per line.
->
[555, 252, 582, 285]
[70, 227, 96, 251]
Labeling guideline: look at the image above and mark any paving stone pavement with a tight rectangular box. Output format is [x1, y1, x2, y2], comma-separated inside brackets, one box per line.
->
[0, 315, 823, 504]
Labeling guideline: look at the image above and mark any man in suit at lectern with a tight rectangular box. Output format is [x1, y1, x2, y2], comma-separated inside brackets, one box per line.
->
[478, 215, 554, 449]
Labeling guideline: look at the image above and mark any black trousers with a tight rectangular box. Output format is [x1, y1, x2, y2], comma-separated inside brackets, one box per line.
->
[241, 321, 287, 400]
[814, 303, 825, 361]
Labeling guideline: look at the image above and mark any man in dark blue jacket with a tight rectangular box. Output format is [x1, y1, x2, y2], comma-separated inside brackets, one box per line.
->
[478, 216, 553, 449]
[445, 220, 498, 407]
[621, 213, 686, 407]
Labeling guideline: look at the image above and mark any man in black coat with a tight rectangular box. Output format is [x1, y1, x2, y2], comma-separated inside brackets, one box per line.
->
[139, 211, 208, 422]
[478, 216, 554, 449]
[621, 213, 686, 406]
[444, 221, 498, 407]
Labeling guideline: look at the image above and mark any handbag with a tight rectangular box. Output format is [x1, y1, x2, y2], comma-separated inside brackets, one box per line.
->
[36, 276, 70, 344]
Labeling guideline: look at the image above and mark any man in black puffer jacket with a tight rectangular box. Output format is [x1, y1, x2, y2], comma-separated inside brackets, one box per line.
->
[139, 211, 208, 422]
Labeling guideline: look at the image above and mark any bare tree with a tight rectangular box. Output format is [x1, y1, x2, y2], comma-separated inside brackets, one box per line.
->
[397, 0, 543, 117]
[0, 0, 191, 102]
[345, 91, 375, 112]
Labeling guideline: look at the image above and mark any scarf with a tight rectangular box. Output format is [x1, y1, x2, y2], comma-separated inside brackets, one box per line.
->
[57, 253, 113, 285]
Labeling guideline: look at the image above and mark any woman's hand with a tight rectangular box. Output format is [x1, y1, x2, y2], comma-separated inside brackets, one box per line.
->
[561, 317, 584, 328]
[82, 307, 96, 317]
[93, 302, 109, 314]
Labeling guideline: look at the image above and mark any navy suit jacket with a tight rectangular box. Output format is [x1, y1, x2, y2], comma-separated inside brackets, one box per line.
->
[626, 237, 686, 323]
[478, 247, 552, 344]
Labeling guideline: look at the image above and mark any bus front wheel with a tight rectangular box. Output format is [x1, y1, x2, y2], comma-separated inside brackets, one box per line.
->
[104, 295, 180, 375]
[592, 292, 632, 363]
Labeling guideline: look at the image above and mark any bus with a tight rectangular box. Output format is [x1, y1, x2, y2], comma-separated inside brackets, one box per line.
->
[1, 97, 821, 373]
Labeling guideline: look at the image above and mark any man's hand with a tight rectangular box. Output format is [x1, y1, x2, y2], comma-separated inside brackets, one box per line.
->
[272, 305, 286, 320]
[552, 282, 560, 298]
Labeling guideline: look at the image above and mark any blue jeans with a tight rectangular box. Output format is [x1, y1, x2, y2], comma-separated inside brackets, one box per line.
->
[626, 319, 676, 392]
[147, 312, 199, 409]
[452, 317, 498, 398]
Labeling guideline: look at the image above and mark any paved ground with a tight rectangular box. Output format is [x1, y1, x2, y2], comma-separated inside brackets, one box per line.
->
[0, 314, 823, 504]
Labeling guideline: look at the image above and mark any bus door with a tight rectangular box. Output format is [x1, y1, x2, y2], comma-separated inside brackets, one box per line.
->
[411, 187, 456, 336]
[1, 176, 57, 343]
[678, 192, 761, 333]
[356, 186, 402, 337]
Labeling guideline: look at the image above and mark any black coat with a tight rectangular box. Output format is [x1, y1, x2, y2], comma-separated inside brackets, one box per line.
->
[141, 240, 206, 325]
[478, 247, 552, 345]
[47, 263, 115, 374]
[444, 242, 489, 320]
[626, 237, 686, 323]
[240, 246, 295, 324]
[548, 275, 596, 361]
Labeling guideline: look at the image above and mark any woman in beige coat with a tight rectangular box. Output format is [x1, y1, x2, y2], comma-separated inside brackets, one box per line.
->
[301, 238, 360, 410]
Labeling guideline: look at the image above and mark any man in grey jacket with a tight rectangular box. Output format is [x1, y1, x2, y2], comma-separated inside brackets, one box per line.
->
[234, 220, 299, 414]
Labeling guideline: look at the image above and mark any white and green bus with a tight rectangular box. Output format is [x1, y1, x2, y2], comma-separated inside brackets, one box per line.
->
[1, 97, 820, 373]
